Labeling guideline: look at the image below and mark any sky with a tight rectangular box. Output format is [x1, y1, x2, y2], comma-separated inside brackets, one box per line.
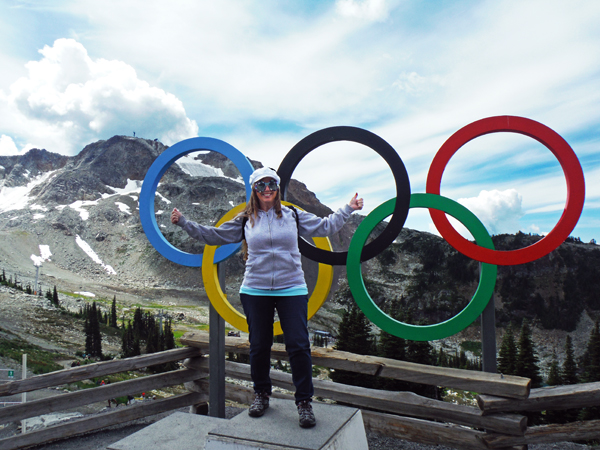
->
[1, 0, 599, 247]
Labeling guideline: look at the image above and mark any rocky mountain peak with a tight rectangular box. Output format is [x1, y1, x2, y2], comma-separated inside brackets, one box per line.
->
[0, 148, 68, 187]
[68, 136, 169, 189]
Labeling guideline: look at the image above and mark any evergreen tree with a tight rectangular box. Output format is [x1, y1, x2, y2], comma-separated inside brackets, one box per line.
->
[52, 286, 59, 307]
[561, 335, 578, 385]
[121, 320, 141, 358]
[546, 353, 562, 386]
[377, 300, 408, 391]
[580, 321, 600, 383]
[110, 296, 118, 328]
[164, 319, 175, 350]
[132, 307, 146, 342]
[331, 304, 376, 388]
[437, 348, 448, 367]
[146, 321, 159, 354]
[84, 307, 93, 357]
[89, 302, 103, 357]
[579, 321, 600, 420]
[545, 352, 568, 424]
[516, 319, 542, 388]
[144, 315, 159, 354]
[46, 288, 53, 302]
[378, 300, 406, 362]
[497, 324, 518, 376]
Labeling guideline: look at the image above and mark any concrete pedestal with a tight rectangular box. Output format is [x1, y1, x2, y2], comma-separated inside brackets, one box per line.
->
[107, 413, 227, 450]
[109, 399, 368, 450]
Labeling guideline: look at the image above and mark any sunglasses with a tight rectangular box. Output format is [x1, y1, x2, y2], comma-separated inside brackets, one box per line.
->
[254, 180, 279, 192]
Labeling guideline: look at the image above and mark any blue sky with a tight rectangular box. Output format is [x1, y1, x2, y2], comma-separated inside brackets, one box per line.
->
[1, 0, 599, 246]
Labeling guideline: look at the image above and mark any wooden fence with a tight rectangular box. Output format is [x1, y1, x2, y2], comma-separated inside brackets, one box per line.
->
[181, 331, 600, 450]
[0, 347, 207, 450]
[0, 332, 599, 449]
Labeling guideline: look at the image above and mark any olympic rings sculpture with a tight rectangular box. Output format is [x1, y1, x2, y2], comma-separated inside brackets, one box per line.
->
[140, 116, 585, 341]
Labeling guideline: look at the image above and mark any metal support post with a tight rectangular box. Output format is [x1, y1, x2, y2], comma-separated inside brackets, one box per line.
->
[21, 354, 27, 434]
[479, 262, 497, 373]
[209, 263, 226, 418]
[481, 291, 497, 373]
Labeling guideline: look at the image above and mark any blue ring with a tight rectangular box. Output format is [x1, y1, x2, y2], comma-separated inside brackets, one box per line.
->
[139, 137, 254, 267]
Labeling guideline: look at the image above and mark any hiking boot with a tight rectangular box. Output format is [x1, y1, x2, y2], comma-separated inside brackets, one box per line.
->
[297, 400, 316, 428]
[248, 391, 270, 417]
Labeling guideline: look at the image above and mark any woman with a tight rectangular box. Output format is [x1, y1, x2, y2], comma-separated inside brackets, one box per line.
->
[171, 167, 363, 428]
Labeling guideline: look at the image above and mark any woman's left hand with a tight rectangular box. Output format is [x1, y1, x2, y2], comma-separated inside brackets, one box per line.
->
[349, 193, 364, 211]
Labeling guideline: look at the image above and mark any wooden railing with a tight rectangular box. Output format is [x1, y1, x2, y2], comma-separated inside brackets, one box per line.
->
[0, 347, 206, 450]
[1, 332, 600, 450]
[181, 331, 600, 450]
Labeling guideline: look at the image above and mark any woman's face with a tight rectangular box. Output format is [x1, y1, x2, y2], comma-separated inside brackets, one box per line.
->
[254, 177, 279, 210]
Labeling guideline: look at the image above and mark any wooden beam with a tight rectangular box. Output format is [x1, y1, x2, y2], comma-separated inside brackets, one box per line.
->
[0, 347, 201, 396]
[478, 381, 600, 414]
[361, 410, 491, 450]
[181, 332, 382, 375]
[0, 369, 204, 425]
[378, 359, 530, 400]
[181, 331, 530, 399]
[0, 392, 206, 450]
[483, 419, 600, 448]
[187, 358, 526, 436]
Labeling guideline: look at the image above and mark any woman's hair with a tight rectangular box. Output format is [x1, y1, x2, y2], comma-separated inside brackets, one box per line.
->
[239, 187, 282, 260]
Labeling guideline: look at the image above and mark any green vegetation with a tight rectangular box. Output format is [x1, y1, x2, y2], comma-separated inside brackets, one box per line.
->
[173, 329, 187, 347]
[121, 307, 177, 372]
[0, 331, 65, 374]
[459, 341, 482, 357]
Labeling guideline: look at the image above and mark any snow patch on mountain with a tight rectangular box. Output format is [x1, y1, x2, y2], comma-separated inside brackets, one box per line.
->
[31, 244, 52, 267]
[0, 171, 56, 213]
[75, 235, 116, 275]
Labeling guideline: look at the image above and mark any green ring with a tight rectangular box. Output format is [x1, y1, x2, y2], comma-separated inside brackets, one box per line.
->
[347, 193, 497, 341]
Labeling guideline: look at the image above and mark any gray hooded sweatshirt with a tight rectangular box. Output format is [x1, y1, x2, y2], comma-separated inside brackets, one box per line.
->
[176, 204, 353, 290]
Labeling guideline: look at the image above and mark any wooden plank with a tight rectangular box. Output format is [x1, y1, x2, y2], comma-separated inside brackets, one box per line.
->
[361, 410, 490, 450]
[483, 419, 600, 448]
[0, 392, 206, 450]
[478, 381, 600, 414]
[181, 331, 382, 375]
[378, 359, 530, 400]
[0, 369, 204, 425]
[0, 347, 201, 396]
[187, 358, 526, 436]
[181, 331, 531, 398]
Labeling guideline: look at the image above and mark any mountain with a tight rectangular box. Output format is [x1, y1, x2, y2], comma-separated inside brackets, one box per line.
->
[0, 136, 598, 365]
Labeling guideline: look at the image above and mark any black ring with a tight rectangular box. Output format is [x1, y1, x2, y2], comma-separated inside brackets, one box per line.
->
[278, 126, 411, 265]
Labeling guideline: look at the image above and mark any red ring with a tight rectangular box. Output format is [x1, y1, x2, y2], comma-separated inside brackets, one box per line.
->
[426, 116, 585, 266]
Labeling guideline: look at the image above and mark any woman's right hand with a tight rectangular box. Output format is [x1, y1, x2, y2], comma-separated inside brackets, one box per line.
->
[171, 208, 182, 224]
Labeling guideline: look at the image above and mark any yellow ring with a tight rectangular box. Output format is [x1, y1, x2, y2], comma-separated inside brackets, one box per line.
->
[201, 201, 334, 335]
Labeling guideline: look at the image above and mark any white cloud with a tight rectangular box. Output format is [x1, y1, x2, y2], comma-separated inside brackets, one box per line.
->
[0, 134, 19, 156]
[457, 189, 524, 235]
[392, 72, 446, 95]
[4, 38, 198, 154]
[335, 0, 391, 21]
